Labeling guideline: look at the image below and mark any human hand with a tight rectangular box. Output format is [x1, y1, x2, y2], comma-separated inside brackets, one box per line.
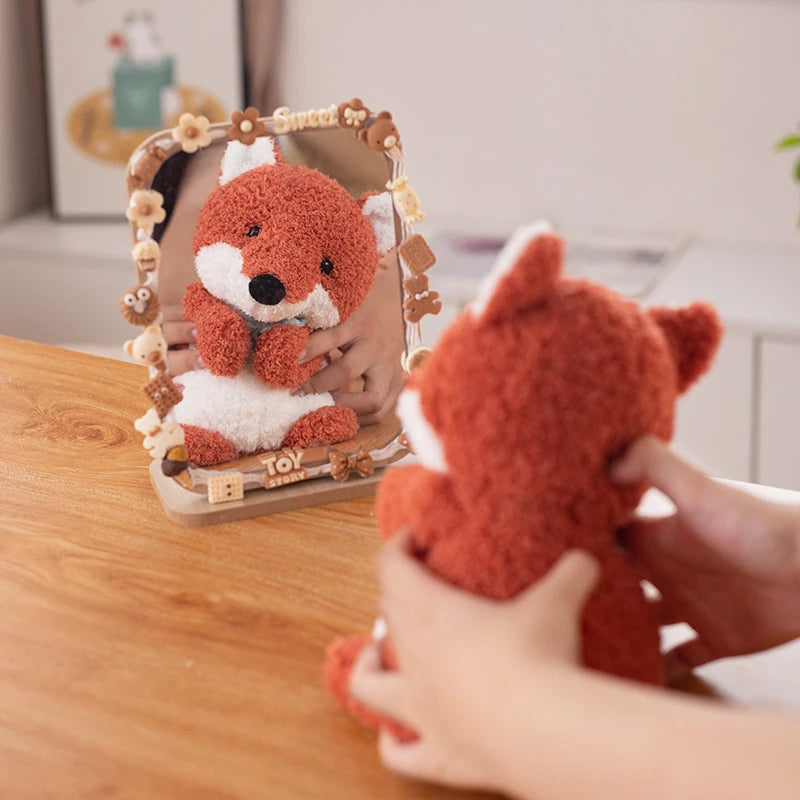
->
[612, 435, 800, 677]
[349, 531, 599, 791]
[300, 253, 406, 425]
[162, 313, 202, 376]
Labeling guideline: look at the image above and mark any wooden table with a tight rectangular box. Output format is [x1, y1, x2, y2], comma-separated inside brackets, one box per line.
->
[0, 336, 494, 800]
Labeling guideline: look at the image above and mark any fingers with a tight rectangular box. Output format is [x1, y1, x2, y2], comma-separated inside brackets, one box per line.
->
[334, 367, 404, 426]
[609, 436, 713, 515]
[665, 636, 716, 681]
[162, 320, 196, 347]
[378, 731, 491, 789]
[378, 732, 432, 779]
[166, 348, 202, 377]
[311, 347, 372, 395]
[300, 323, 352, 364]
[520, 550, 600, 617]
[349, 642, 417, 729]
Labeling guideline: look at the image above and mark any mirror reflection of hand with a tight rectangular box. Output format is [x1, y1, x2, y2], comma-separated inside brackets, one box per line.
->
[162, 317, 201, 376]
[300, 253, 407, 425]
[611, 436, 800, 678]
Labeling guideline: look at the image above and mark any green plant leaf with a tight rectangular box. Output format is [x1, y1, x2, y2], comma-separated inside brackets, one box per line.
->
[795, 158, 800, 182]
[776, 134, 800, 151]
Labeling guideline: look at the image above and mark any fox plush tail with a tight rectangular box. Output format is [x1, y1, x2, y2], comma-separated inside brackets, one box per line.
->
[324, 634, 418, 743]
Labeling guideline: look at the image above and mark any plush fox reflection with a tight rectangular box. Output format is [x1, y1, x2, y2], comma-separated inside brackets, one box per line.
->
[173, 136, 395, 465]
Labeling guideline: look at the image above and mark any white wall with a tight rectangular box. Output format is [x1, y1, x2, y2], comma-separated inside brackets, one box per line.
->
[276, 0, 800, 247]
[0, 0, 48, 224]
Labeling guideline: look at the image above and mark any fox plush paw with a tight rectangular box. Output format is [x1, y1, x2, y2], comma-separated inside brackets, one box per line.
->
[182, 424, 238, 466]
[282, 405, 358, 448]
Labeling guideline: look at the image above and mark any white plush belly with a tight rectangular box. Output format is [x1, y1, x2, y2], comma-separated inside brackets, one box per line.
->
[173, 369, 333, 453]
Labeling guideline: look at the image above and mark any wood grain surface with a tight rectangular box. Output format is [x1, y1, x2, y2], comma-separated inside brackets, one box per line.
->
[0, 336, 498, 800]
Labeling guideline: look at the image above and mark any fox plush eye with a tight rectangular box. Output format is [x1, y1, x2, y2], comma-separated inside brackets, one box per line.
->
[136, 287, 151, 301]
[247, 225, 261, 237]
[123, 293, 136, 306]
[320, 258, 333, 275]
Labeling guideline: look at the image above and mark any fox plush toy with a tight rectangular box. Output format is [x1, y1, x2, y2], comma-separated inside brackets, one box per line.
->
[173, 136, 395, 465]
[325, 223, 722, 739]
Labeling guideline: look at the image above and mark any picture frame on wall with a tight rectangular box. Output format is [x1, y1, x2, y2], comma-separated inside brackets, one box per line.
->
[41, 0, 244, 219]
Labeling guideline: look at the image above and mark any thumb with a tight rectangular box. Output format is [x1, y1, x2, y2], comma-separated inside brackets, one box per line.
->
[515, 550, 600, 618]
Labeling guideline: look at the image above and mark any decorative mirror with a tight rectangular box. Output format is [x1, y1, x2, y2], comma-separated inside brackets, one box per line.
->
[119, 100, 440, 525]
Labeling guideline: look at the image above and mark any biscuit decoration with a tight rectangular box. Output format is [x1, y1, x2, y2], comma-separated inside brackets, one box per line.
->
[127, 144, 168, 193]
[357, 111, 400, 151]
[162, 445, 189, 477]
[386, 176, 424, 224]
[124, 324, 168, 371]
[338, 98, 370, 131]
[132, 239, 161, 279]
[402, 274, 441, 323]
[207, 472, 244, 504]
[142, 372, 183, 416]
[120, 284, 160, 326]
[398, 233, 436, 275]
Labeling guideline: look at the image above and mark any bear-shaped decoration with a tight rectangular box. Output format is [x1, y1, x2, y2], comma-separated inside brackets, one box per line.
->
[358, 111, 399, 152]
[173, 136, 395, 466]
[325, 223, 722, 740]
[134, 408, 185, 459]
[124, 324, 167, 371]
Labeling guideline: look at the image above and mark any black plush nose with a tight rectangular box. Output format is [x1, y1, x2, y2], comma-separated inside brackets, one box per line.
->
[248, 274, 286, 305]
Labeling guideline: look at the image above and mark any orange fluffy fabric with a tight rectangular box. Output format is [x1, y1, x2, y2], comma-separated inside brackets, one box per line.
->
[325, 228, 722, 739]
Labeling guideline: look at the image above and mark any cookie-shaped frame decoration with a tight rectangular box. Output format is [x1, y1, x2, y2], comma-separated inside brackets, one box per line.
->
[120, 100, 440, 524]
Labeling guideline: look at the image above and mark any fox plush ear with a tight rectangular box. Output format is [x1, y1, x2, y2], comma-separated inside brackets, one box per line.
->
[470, 221, 561, 325]
[359, 191, 395, 256]
[649, 303, 722, 393]
[218, 136, 282, 185]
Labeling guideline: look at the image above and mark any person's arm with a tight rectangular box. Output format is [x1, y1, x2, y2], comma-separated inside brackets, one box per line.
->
[299, 251, 406, 424]
[611, 436, 800, 677]
[351, 468, 800, 799]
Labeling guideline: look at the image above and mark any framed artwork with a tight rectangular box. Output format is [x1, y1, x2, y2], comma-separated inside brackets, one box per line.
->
[41, 0, 243, 218]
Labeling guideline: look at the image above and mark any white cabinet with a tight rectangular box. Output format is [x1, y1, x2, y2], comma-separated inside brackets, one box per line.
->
[672, 329, 753, 482]
[758, 338, 800, 490]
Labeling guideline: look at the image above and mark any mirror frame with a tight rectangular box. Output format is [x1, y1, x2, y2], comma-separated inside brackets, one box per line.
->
[119, 99, 438, 519]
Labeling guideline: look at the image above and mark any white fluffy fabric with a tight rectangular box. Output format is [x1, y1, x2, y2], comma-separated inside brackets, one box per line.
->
[397, 388, 448, 474]
[195, 242, 341, 328]
[173, 369, 334, 453]
[362, 192, 396, 256]
[470, 220, 552, 319]
[219, 137, 278, 186]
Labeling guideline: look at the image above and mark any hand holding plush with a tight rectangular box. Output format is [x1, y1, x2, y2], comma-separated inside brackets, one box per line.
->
[325, 223, 722, 739]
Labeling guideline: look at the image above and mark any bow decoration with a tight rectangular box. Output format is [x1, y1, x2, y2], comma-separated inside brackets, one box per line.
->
[329, 446, 374, 482]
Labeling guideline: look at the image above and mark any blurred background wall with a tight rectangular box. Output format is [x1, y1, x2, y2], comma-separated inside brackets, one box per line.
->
[0, 0, 47, 223]
[276, 0, 799, 247]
